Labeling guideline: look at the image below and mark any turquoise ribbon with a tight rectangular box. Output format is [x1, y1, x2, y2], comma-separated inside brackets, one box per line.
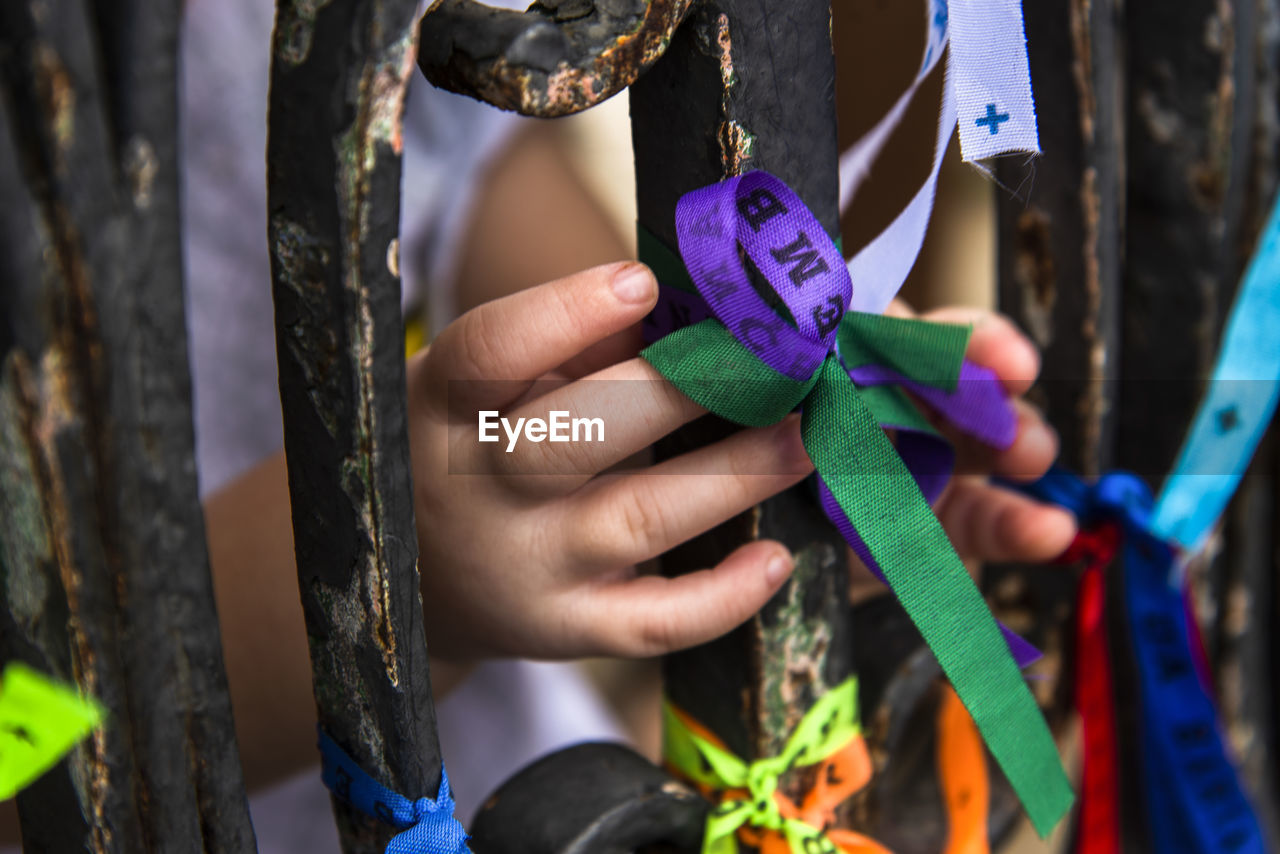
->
[1151, 192, 1280, 551]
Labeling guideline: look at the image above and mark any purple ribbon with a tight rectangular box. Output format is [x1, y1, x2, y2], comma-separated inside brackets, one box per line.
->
[675, 172, 849, 381]
[847, 360, 1018, 450]
[658, 170, 1038, 667]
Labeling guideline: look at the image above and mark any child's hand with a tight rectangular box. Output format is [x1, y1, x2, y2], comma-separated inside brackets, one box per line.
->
[407, 262, 814, 662]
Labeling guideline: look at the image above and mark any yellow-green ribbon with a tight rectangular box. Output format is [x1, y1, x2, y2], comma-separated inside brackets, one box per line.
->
[665, 678, 861, 854]
[0, 662, 103, 799]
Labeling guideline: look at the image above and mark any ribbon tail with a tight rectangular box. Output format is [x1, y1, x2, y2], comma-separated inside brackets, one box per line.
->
[815, 474, 1040, 668]
[1124, 531, 1266, 854]
[803, 361, 1072, 836]
[937, 686, 990, 854]
[703, 802, 753, 854]
[1073, 565, 1120, 854]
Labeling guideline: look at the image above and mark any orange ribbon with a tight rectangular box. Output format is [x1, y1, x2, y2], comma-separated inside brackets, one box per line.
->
[937, 685, 990, 854]
[665, 701, 892, 854]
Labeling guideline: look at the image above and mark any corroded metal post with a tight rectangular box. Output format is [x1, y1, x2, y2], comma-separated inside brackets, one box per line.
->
[0, 0, 256, 849]
[628, 0, 859, 837]
[266, 1, 443, 852]
[996, 0, 1124, 477]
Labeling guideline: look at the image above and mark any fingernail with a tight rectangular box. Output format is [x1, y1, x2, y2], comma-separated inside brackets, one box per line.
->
[765, 550, 793, 585]
[612, 264, 656, 304]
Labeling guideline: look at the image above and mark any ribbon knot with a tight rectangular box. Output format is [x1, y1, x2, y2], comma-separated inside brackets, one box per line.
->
[318, 729, 472, 854]
[1014, 467, 1153, 536]
[742, 760, 785, 829]
[642, 170, 1074, 838]
[664, 678, 890, 854]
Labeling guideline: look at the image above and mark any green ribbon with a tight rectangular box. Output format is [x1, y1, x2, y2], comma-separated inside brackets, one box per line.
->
[640, 226, 1073, 837]
[665, 678, 861, 854]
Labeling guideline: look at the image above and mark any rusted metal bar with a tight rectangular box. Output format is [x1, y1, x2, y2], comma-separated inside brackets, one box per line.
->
[996, 0, 1124, 477]
[266, 1, 443, 851]
[92, 0, 258, 846]
[0, 0, 255, 849]
[628, 1, 862, 847]
[419, 0, 696, 117]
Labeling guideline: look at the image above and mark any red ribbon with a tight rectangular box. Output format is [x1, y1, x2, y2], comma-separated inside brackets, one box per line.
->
[1057, 524, 1121, 854]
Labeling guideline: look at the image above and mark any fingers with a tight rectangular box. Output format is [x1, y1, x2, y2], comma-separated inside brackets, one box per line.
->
[937, 478, 1077, 564]
[948, 399, 1058, 481]
[425, 262, 658, 411]
[491, 357, 706, 487]
[565, 415, 814, 568]
[570, 540, 795, 657]
[921, 306, 1040, 396]
[997, 400, 1059, 480]
[556, 324, 646, 380]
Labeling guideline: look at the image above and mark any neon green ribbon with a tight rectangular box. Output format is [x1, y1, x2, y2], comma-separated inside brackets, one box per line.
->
[665, 678, 860, 854]
[0, 662, 104, 799]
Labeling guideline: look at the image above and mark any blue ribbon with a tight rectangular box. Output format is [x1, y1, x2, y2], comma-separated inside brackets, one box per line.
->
[1150, 190, 1280, 551]
[318, 729, 472, 854]
[1015, 466, 1265, 853]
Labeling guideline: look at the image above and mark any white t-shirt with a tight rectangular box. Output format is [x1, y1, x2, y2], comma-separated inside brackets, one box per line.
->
[180, 1, 624, 849]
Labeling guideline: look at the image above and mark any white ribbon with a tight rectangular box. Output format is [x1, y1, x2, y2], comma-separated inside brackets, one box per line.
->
[840, 0, 1039, 315]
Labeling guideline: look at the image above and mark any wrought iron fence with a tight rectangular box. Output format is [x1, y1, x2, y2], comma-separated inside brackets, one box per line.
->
[0, 0, 1276, 851]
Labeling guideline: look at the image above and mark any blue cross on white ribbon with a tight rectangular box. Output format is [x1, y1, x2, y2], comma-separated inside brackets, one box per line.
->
[838, 0, 1041, 318]
[976, 103, 1011, 135]
[949, 0, 1040, 160]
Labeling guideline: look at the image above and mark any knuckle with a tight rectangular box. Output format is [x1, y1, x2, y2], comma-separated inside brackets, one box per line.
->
[457, 310, 508, 379]
[612, 486, 670, 556]
[635, 611, 681, 656]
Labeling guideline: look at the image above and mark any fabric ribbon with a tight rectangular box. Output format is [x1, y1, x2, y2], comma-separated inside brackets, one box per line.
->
[664, 678, 891, 854]
[937, 684, 990, 854]
[1063, 524, 1121, 854]
[0, 662, 104, 800]
[1149, 187, 1280, 552]
[642, 223, 1034, 667]
[1016, 468, 1265, 853]
[1016, 471, 1125, 854]
[640, 170, 1072, 836]
[318, 729, 471, 854]
[840, 0, 1040, 317]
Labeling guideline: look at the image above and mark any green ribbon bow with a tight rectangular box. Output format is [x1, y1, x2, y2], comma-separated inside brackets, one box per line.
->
[639, 226, 1073, 837]
[665, 678, 862, 854]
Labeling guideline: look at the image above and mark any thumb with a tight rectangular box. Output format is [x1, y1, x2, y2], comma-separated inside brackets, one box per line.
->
[576, 541, 795, 658]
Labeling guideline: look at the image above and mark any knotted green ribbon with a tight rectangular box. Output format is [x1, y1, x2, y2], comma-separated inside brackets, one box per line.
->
[639, 172, 1072, 837]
